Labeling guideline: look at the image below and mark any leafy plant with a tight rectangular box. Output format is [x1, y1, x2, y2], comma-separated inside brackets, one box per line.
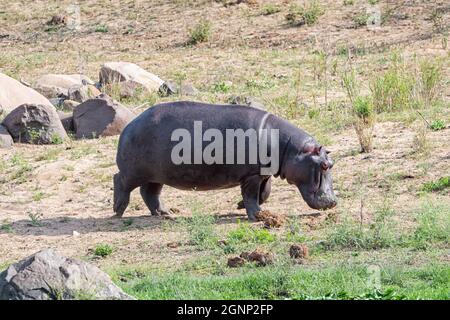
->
[429, 119, 445, 131]
[188, 19, 211, 45]
[353, 96, 375, 153]
[261, 4, 281, 15]
[93, 244, 114, 257]
[421, 177, 450, 193]
[285, 0, 324, 26]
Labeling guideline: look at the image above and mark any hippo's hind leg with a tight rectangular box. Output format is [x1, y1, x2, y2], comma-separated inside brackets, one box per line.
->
[259, 177, 271, 204]
[140, 182, 170, 216]
[113, 172, 132, 218]
[237, 177, 271, 209]
[240, 175, 264, 221]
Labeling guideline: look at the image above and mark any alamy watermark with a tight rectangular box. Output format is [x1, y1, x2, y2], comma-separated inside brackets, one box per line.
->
[170, 121, 280, 175]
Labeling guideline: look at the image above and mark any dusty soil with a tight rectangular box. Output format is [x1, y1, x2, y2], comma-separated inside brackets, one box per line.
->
[0, 121, 448, 269]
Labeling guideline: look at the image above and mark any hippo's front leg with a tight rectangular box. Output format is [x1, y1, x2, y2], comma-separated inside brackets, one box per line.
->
[240, 175, 264, 221]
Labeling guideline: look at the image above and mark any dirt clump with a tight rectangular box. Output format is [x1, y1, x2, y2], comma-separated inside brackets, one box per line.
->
[227, 256, 246, 268]
[241, 249, 273, 266]
[289, 244, 309, 260]
[255, 210, 285, 229]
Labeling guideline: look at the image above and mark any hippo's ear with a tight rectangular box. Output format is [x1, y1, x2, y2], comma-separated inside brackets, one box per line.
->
[303, 144, 321, 155]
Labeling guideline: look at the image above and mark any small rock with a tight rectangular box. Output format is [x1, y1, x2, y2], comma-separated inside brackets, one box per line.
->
[167, 241, 181, 248]
[72, 231, 80, 237]
[68, 84, 101, 103]
[62, 100, 79, 110]
[158, 81, 198, 97]
[0, 125, 13, 149]
[49, 97, 65, 108]
[289, 244, 309, 259]
[47, 15, 67, 25]
[228, 95, 265, 110]
[227, 256, 246, 268]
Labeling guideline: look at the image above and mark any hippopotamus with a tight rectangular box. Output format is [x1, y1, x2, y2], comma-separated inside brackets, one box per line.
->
[114, 101, 337, 220]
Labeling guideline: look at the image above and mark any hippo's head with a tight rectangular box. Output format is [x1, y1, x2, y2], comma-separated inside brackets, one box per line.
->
[284, 143, 337, 210]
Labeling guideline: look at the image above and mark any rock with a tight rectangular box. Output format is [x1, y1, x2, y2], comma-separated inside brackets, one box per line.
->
[289, 244, 309, 260]
[49, 97, 65, 108]
[67, 84, 101, 103]
[0, 72, 54, 115]
[228, 95, 265, 110]
[99, 62, 164, 96]
[2, 104, 68, 144]
[158, 81, 198, 97]
[57, 111, 74, 133]
[73, 94, 135, 139]
[255, 210, 284, 229]
[33, 74, 95, 99]
[227, 256, 246, 268]
[72, 231, 80, 237]
[62, 100, 80, 111]
[0, 249, 133, 300]
[47, 15, 67, 26]
[0, 125, 13, 148]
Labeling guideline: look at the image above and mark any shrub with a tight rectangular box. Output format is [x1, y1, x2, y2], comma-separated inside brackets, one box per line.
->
[370, 65, 416, 112]
[285, 0, 324, 26]
[353, 12, 369, 28]
[430, 119, 445, 131]
[418, 59, 442, 106]
[353, 96, 375, 153]
[188, 19, 211, 45]
[261, 4, 281, 15]
[93, 244, 114, 257]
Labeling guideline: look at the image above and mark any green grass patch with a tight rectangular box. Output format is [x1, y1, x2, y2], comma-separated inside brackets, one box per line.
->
[113, 264, 450, 300]
[93, 244, 114, 258]
[422, 177, 450, 192]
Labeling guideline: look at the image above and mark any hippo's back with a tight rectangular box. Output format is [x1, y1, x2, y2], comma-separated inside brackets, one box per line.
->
[116, 101, 268, 188]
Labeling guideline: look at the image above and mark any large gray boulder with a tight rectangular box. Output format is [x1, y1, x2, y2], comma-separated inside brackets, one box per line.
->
[0, 124, 13, 148]
[73, 94, 135, 139]
[33, 74, 95, 99]
[99, 62, 164, 97]
[0, 249, 133, 300]
[2, 104, 67, 144]
[0, 73, 53, 115]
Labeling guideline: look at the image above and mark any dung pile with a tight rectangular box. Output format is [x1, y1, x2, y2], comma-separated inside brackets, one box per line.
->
[255, 210, 285, 229]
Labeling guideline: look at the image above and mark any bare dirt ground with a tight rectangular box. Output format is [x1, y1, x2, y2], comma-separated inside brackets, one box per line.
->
[1, 121, 448, 269]
[0, 0, 449, 275]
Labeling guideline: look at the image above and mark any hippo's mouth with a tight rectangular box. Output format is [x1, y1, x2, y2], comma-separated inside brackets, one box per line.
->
[298, 169, 337, 210]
